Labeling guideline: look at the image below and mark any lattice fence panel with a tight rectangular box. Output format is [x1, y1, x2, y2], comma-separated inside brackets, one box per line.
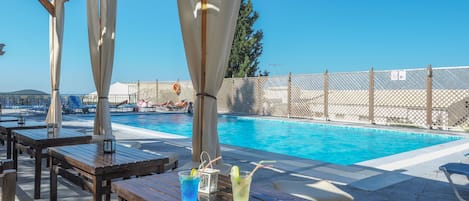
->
[152, 81, 179, 104]
[432, 67, 469, 129]
[231, 77, 259, 114]
[374, 69, 427, 126]
[127, 83, 138, 104]
[261, 76, 289, 117]
[217, 79, 232, 113]
[138, 81, 159, 104]
[328, 71, 369, 122]
[290, 73, 324, 119]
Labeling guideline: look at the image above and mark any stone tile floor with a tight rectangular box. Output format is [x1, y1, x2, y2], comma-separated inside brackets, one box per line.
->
[2, 113, 469, 201]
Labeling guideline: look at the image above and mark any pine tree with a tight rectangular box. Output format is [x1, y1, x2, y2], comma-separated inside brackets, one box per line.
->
[226, 0, 268, 78]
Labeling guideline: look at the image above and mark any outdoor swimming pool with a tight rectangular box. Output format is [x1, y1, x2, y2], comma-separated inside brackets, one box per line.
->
[90, 114, 461, 165]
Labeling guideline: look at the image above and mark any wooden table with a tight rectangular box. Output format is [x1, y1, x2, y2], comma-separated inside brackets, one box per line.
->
[49, 143, 170, 201]
[112, 172, 305, 201]
[0, 117, 18, 147]
[0, 121, 46, 159]
[13, 128, 92, 199]
[0, 116, 18, 122]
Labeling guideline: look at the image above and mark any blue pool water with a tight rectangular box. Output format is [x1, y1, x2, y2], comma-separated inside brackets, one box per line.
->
[89, 114, 461, 165]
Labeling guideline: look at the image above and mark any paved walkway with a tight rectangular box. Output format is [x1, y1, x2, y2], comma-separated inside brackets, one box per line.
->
[3, 113, 469, 200]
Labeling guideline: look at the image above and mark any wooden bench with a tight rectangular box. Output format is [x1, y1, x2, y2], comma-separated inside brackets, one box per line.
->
[49, 144, 169, 201]
[112, 172, 307, 201]
[0, 159, 16, 201]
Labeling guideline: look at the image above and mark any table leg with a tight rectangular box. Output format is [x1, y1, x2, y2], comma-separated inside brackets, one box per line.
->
[13, 135, 17, 170]
[34, 146, 42, 199]
[93, 175, 103, 201]
[50, 158, 57, 201]
[106, 179, 111, 201]
[6, 130, 11, 159]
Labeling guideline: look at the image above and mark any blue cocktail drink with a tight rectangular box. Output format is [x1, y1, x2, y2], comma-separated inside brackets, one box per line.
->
[179, 170, 201, 201]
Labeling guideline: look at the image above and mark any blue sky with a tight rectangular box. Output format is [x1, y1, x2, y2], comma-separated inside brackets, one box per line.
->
[0, 0, 468, 94]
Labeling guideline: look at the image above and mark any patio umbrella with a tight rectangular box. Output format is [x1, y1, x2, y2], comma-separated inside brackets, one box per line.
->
[87, 0, 117, 138]
[178, 0, 241, 162]
[45, 0, 66, 128]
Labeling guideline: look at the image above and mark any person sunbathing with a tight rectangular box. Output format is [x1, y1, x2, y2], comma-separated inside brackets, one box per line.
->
[137, 99, 150, 107]
[157, 100, 188, 108]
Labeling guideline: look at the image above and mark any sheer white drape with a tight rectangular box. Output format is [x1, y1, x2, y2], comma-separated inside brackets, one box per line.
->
[45, 0, 66, 128]
[178, 0, 241, 162]
[87, 0, 117, 138]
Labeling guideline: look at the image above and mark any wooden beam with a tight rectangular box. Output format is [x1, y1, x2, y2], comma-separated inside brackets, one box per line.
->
[38, 0, 55, 17]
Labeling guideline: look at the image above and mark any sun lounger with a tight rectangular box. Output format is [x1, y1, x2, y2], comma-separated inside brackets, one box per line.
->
[273, 180, 354, 201]
[63, 96, 95, 114]
[439, 163, 469, 201]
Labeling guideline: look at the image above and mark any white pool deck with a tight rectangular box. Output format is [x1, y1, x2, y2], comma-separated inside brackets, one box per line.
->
[4, 113, 469, 201]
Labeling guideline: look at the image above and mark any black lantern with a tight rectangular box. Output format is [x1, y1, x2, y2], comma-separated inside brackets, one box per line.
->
[18, 116, 25, 125]
[47, 123, 58, 137]
[103, 138, 116, 153]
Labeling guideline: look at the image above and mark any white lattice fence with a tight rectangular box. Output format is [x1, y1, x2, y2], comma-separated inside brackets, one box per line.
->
[328, 71, 369, 122]
[432, 67, 469, 129]
[290, 74, 324, 119]
[113, 66, 469, 130]
[374, 69, 427, 126]
[261, 76, 288, 117]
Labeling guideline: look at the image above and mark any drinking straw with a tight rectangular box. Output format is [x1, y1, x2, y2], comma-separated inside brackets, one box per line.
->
[249, 160, 276, 177]
[200, 156, 222, 173]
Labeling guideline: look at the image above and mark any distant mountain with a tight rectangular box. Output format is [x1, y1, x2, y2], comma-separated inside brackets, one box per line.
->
[0, 89, 49, 95]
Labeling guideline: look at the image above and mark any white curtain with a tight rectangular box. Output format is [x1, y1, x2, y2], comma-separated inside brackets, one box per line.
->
[87, 0, 117, 137]
[178, 0, 241, 162]
[45, 0, 66, 128]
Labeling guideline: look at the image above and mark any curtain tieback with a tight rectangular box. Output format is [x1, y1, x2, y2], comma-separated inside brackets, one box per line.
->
[53, 89, 59, 91]
[196, 92, 217, 100]
[98, 97, 108, 99]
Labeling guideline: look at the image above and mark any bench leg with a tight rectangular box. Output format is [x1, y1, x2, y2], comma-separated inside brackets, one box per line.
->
[106, 179, 111, 201]
[93, 176, 103, 201]
[50, 158, 58, 201]
[34, 147, 42, 199]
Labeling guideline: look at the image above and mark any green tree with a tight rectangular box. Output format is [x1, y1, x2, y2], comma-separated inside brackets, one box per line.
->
[226, 0, 268, 78]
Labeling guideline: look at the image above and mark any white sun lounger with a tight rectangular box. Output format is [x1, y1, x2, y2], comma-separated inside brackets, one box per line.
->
[439, 163, 469, 201]
[273, 180, 354, 201]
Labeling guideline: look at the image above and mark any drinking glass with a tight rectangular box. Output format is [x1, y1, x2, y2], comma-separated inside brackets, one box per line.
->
[179, 170, 201, 201]
[230, 171, 252, 201]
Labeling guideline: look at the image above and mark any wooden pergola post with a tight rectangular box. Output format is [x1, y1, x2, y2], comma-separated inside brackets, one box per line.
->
[38, 0, 56, 16]
[324, 69, 329, 120]
[426, 65, 433, 129]
[155, 79, 158, 103]
[369, 66, 375, 124]
[257, 75, 262, 115]
[287, 72, 292, 118]
[231, 74, 235, 111]
[137, 80, 140, 101]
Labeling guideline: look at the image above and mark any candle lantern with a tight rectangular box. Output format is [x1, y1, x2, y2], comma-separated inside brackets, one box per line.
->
[47, 123, 58, 137]
[103, 137, 116, 153]
[18, 116, 25, 125]
[198, 168, 220, 194]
